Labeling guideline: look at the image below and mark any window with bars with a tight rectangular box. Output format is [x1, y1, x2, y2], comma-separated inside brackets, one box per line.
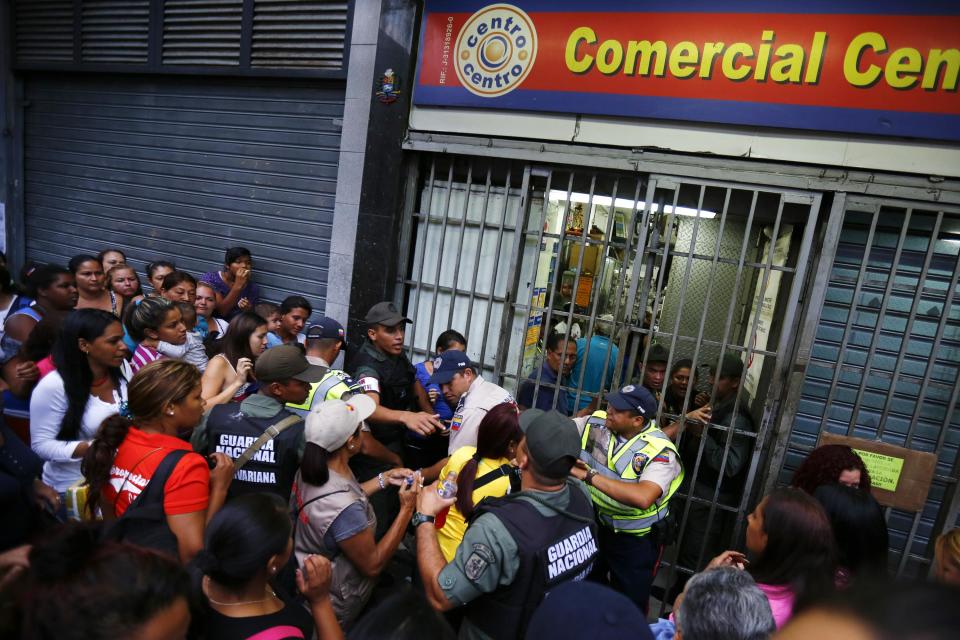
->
[398, 154, 824, 610]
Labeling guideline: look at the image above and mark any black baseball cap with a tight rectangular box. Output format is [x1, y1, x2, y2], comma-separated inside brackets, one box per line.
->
[427, 349, 473, 385]
[711, 353, 744, 379]
[306, 317, 345, 341]
[365, 301, 411, 327]
[255, 344, 327, 384]
[518, 409, 581, 477]
[606, 384, 658, 417]
[645, 344, 670, 365]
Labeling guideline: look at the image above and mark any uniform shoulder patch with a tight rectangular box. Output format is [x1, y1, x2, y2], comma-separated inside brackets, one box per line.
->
[464, 542, 496, 582]
[632, 451, 650, 474]
[356, 376, 380, 394]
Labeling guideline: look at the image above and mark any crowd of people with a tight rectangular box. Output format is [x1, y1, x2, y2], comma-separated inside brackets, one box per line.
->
[0, 246, 958, 640]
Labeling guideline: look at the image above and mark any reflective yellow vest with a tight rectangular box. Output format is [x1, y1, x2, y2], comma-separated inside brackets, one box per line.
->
[580, 410, 684, 536]
[286, 370, 358, 415]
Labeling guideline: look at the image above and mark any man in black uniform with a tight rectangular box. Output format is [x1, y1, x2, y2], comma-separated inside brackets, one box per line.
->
[414, 409, 598, 640]
[348, 301, 444, 535]
[191, 344, 326, 500]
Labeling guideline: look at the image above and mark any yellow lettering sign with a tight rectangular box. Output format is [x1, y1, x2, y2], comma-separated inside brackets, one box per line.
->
[854, 449, 904, 492]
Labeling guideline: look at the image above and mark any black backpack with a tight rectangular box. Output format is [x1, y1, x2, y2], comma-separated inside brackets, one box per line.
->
[102, 449, 189, 558]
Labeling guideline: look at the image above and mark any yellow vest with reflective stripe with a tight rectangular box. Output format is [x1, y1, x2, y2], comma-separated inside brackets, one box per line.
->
[580, 410, 684, 536]
[287, 370, 356, 414]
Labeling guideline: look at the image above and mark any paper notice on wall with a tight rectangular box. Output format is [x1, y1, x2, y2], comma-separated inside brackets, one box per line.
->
[854, 448, 905, 492]
[742, 225, 793, 399]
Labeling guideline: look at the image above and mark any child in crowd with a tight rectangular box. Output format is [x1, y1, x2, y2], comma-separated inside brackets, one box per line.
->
[255, 301, 281, 334]
[265, 296, 311, 348]
[157, 302, 210, 371]
[125, 297, 187, 374]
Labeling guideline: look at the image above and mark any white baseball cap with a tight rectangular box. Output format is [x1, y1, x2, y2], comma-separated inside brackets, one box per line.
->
[305, 395, 376, 451]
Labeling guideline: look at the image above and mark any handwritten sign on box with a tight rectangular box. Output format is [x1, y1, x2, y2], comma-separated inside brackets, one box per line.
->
[820, 434, 936, 512]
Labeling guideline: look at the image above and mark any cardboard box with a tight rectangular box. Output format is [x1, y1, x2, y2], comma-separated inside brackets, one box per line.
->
[819, 433, 937, 512]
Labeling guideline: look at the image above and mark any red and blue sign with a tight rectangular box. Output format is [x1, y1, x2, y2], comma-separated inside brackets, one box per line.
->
[414, 1, 960, 141]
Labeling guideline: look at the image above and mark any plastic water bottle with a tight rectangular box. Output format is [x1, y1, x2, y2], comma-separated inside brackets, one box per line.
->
[438, 471, 458, 499]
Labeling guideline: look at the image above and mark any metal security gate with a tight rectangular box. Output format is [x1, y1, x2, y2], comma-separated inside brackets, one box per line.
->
[399, 153, 822, 585]
[20, 74, 343, 308]
[771, 194, 960, 579]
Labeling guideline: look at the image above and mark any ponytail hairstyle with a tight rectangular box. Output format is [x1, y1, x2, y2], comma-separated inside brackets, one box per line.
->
[82, 359, 201, 513]
[194, 493, 291, 589]
[455, 402, 522, 518]
[124, 295, 173, 342]
[19, 523, 189, 640]
[53, 309, 123, 441]
[23, 264, 71, 300]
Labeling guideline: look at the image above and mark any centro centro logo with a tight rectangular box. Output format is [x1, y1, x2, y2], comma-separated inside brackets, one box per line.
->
[454, 4, 537, 97]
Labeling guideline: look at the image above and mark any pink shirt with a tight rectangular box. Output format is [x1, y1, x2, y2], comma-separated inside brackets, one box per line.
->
[131, 344, 164, 374]
[757, 583, 795, 628]
[36, 355, 56, 379]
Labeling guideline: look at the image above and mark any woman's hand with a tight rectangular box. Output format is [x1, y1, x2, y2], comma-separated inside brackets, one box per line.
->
[0, 545, 31, 592]
[296, 554, 333, 604]
[398, 471, 421, 513]
[234, 268, 251, 287]
[237, 297, 251, 311]
[384, 468, 415, 487]
[208, 453, 235, 494]
[15, 361, 40, 383]
[32, 479, 60, 514]
[707, 550, 748, 570]
[416, 479, 455, 517]
[235, 357, 253, 382]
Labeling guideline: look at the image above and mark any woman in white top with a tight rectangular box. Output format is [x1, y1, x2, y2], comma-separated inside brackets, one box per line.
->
[30, 309, 130, 495]
[201, 311, 268, 406]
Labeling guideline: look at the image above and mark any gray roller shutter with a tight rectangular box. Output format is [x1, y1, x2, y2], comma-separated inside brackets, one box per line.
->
[778, 197, 960, 577]
[22, 74, 343, 311]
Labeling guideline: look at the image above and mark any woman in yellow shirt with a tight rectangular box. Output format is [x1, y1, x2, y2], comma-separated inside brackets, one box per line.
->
[436, 402, 523, 561]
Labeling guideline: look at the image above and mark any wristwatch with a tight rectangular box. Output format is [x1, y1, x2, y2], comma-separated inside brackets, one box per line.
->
[584, 468, 599, 486]
[411, 512, 436, 528]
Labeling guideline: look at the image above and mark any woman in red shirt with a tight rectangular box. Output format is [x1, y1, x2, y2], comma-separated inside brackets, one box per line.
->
[83, 359, 234, 563]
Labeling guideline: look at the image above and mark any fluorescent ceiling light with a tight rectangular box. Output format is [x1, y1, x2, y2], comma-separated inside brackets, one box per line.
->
[549, 189, 716, 219]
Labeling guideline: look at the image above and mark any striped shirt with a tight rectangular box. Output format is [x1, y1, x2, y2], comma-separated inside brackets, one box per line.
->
[131, 344, 164, 374]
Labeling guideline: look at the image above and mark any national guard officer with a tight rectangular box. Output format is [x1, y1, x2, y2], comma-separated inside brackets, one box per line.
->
[191, 344, 326, 500]
[288, 318, 402, 468]
[348, 301, 443, 535]
[570, 384, 684, 612]
[415, 409, 598, 639]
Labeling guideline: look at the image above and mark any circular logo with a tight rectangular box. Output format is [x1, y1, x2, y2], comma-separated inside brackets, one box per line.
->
[454, 4, 537, 98]
[621, 385, 636, 393]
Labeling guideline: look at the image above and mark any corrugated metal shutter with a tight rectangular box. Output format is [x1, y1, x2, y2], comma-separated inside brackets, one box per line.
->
[81, 1, 150, 63]
[13, 0, 74, 63]
[162, 0, 243, 66]
[22, 74, 343, 313]
[251, 0, 350, 69]
[778, 197, 960, 577]
[14, 0, 351, 74]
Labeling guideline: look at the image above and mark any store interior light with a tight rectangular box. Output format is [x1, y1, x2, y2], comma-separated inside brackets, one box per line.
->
[549, 189, 716, 219]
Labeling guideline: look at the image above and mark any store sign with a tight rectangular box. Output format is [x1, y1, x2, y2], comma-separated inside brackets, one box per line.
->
[414, 1, 960, 141]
